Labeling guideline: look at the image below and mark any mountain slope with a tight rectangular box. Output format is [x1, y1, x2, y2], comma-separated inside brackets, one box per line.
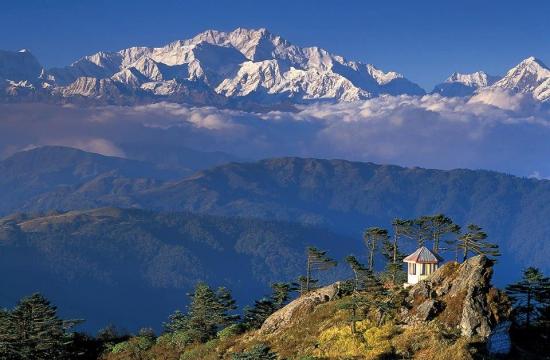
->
[433, 57, 550, 101]
[0, 28, 424, 106]
[136, 158, 550, 274]
[3, 152, 550, 277]
[0, 207, 347, 331]
[0, 145, 245, 214]
[489, 57, 550, 101]
[0, 146, 181, 214]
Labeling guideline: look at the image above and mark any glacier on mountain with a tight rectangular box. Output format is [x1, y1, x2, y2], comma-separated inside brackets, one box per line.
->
[1, 28, 549, 107]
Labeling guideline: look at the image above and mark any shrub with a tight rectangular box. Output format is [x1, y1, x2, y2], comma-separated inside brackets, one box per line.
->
[110, 335, 155, 355]
[316, 322, 368, 358]
[217, 323, 244, 339]
[231, 344, 278, 360]
[316, 320, 397, 359]
[179, 339, 219, 360]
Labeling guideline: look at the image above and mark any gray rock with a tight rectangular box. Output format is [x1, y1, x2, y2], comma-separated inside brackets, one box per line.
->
[403, 255, 509, 338]
[415, 299, 442, 321]
[259, 282, 341, 335]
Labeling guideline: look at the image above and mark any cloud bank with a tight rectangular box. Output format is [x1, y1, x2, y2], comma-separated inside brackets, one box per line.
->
[1, 90, 549, 177]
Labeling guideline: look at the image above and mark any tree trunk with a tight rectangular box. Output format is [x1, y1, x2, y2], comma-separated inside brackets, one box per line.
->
[306, 257, 311, 293]
[392, 234, 398, 263]
[351, 306, 356, 334]
[369, 247, 374, 271]
[527, 288, 531, 328]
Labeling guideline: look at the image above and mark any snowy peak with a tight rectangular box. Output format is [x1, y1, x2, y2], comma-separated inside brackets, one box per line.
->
[433, 57, 550, 101]
[490, 56, 550, 101]
[7, 27, 423, 105]
[432, 71, 499, 97]
[445, 71, 498, 87]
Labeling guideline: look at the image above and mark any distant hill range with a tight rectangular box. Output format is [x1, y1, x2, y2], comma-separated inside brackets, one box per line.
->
[2, 146, 550, 329]
[1, 28, 549, 107]
[0, 207, 346, 331]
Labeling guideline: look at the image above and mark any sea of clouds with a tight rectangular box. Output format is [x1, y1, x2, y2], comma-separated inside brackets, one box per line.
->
[1, 89, 549, 178]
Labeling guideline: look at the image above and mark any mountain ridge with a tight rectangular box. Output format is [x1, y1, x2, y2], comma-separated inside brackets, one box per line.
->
[2, 147, 550, 278]
[4, 28, 548, 106]
[0, 28, 424, 106]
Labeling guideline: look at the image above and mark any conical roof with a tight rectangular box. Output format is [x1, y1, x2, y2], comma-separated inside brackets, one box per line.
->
[403, 246, 443, 264]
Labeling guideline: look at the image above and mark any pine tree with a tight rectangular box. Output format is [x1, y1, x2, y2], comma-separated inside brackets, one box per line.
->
[305, 247, 337, 293]
[242, 299, 277, 330]
[5, 293, 80, 360]
[242, 283, 293, 330]
[381, 236, 406, 286]
[506, 267, 550, 328]
[0, 308, 17, 359]
[345, 255, 371, 291]
[363, 227, 389, 271]
[343, 256, 370, 333]
[417, 214, 460, 254]
[216, 287, 239, 327]
[270, 282, 292, 308]
[166, 283, 238, 343]
[295, 275, 318, 295]
[163, 310, 188, 333]
[458, 224, 500, 261]
[392, 218, 428, 247]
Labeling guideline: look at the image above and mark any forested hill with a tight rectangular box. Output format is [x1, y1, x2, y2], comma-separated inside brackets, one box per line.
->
[2, 147, 550, 275]
[0, 207, 348, 331]
[140, 158, 550, 273]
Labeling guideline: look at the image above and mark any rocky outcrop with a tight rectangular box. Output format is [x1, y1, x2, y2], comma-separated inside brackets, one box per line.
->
[403, 255, 511, 338]
[259, 282, 341, 335]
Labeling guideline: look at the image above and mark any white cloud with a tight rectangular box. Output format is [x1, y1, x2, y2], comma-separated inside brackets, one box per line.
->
[1, 94, 549, 177]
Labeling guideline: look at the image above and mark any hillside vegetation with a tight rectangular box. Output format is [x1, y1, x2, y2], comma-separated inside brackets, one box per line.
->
[0, 207, 346, 330]
[99, 257, 523, 360]
[2, 148, 550, 275]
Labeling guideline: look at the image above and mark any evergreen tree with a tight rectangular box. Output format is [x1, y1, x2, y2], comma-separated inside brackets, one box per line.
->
[163, 310, 188, 333]
[165, 283, 238, 343]
[343, 256, 371, 333]
[381, 236, 407, 286]
[417, 214, 460, 254]
[232, 344, 278, 360]
[458, 224, 500, 261]
[2, 293, 81, 360]
[216, 287, 239, 327]
[242, 299, 277, 330]
[242, 282, 293, 330]
[295, 275, 318, 295]
[363, 227, 389, 271]
[270, 282, 292, 308]
[506, 267, 550, 328]
[390, 219, 410, 262]
[345, 255, 371, 291]
[305, 247, 337, 293]
[0, 308, 17, 359]
[393, 218, 428, 247]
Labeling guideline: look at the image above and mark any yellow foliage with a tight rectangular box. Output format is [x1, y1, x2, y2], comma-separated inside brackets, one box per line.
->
[392, 323, 473, 360]
[316, 324, 368, 358]
[315, 320, 397, 359]
[363, 323, 396, 358]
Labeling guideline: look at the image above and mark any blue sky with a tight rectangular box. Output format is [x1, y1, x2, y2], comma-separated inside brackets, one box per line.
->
[1, 0, 549, 89]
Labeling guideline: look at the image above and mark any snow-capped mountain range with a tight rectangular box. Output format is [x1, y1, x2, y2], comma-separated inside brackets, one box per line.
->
[1, 28, 549, 107]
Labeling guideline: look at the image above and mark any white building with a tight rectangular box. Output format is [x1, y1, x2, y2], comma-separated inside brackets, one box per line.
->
[403, 246, 443, 287]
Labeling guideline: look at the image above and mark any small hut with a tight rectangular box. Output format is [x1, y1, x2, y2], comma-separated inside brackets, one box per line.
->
[403, 246, 443, 287]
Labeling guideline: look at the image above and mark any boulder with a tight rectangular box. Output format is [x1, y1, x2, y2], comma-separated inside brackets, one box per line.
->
[259, 282, 341, 335]
[403, 255, 511, 338]
[415, 299, 443, 321]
